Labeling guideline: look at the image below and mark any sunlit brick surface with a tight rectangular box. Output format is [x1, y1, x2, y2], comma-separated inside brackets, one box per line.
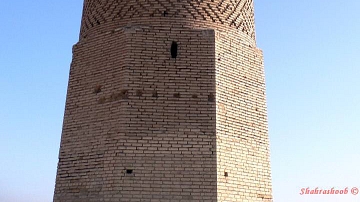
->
[54, 0, 272, 201]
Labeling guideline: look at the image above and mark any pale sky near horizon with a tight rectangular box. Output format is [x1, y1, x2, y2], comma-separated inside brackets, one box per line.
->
[1, 1, 360, 202]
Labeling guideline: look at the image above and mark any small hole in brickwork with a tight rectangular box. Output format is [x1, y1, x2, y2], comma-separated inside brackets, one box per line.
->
[126, 169, 133, 174]
[173, 93, 180, 98]
[93, 85, 102, 94]
[120, 90, 129, 99]
[224, 172, 228, 177]
[136, 90, 143, 96]
[152, 90, 158, 98]
[192, 94, 198, 98]
[171, 41, 178, 58]
[109, 90, 129, 101]
[208, 93, 215, 102]
[163, 11, 168, 17]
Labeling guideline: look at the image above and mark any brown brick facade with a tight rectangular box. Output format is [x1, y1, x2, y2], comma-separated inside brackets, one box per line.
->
[54, 0, 272, 201]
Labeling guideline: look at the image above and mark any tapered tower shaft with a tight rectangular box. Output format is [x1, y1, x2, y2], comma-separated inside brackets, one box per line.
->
[54, 0, 272, 201]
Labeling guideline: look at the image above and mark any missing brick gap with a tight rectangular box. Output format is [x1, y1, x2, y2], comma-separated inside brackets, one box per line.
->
[126, 169, 133, 174]
[224, 171, 228, 177]
[152, 90, 158, 98]
[163, 11, 168, 17]
[136, 90, 143, 96]
[93, 85, 102, 94]
[120, 90, 129, 99]
[208, 93, 215, 102]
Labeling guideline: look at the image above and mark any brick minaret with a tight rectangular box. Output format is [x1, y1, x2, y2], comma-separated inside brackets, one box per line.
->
[54, 0, 272, 201]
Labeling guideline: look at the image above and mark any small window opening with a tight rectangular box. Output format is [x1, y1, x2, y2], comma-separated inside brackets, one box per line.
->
[171, 41, 178, 58]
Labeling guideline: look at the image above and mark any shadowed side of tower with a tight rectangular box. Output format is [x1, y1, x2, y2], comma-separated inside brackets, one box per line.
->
[54, 0, 272, 201]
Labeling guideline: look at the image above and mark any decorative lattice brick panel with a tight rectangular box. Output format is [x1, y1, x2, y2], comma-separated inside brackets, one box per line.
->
[80, 0, 255, 40]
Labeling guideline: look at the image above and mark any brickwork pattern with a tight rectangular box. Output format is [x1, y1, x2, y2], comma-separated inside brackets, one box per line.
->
[80, 0, 255, 44]
[54, 0, 272, 201]
[54, 27, 218, 201]
[215, 32, 272, 201]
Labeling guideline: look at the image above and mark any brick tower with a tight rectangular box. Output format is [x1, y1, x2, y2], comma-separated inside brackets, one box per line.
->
[54, 0, 272, 201]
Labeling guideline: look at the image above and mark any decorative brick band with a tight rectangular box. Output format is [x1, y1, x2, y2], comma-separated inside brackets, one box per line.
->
[80, 0, 255, 40]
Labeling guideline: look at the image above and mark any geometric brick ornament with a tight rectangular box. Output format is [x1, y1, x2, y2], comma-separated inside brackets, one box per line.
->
[54, 0, 272, 201]
[80, 0, 256, 41]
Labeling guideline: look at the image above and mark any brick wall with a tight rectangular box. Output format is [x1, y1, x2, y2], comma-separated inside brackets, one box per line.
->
[215, 32, 272, 201]
[79, 0, 256, 46]
[54, 0, 272, 201]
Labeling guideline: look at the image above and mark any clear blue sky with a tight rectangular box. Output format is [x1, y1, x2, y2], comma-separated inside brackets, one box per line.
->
[1, 1, 359, 202]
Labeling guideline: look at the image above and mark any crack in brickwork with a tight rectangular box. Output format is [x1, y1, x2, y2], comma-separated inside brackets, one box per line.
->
[80, 0, 255, 39]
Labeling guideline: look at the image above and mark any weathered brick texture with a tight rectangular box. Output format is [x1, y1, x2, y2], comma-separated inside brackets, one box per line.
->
[54, 0, 272, 201]
[215, 32, 272, 201]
